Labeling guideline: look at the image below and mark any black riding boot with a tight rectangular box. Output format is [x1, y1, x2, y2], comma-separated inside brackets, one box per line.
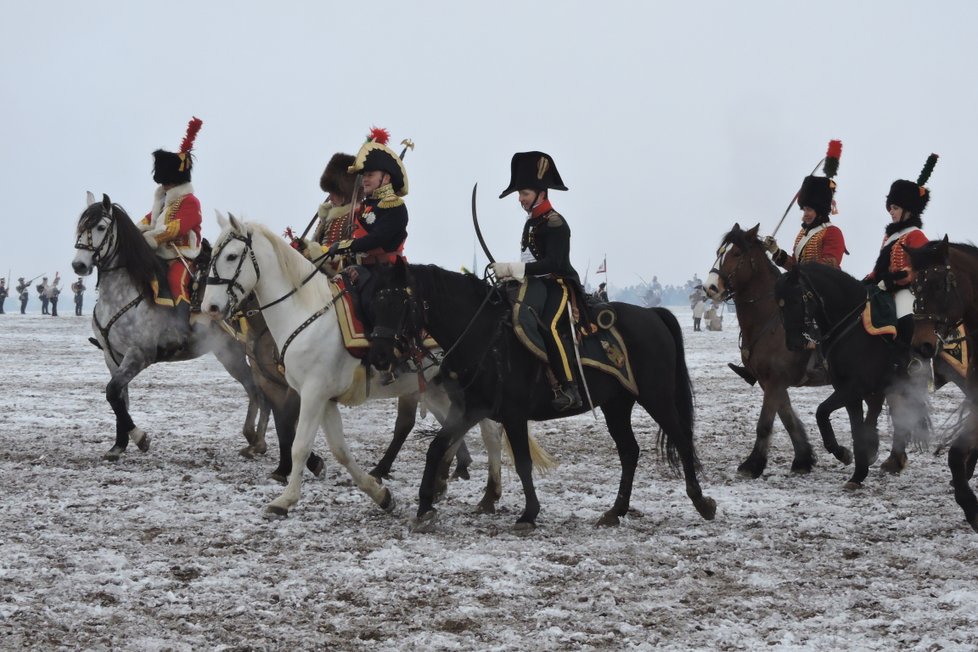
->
[728, 363, 758, 386]
[552, 381, 582, 411]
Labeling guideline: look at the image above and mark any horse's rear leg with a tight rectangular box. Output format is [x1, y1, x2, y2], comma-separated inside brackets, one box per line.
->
[370, 395, 418, 479]
[844, 399, 874, 489]
[596, 396, 640, 527]
[209, 330, 267, 453]
[103, 354, 151, 461]
[740, 386, 801, 478]
[949, 429, 978, 532]
[475, 420, 503, 514]
[268, 388, 324, 484]
[814, 390, 854, 466]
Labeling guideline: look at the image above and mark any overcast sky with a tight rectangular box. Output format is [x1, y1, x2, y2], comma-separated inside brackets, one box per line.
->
[2, 1, 977, 292]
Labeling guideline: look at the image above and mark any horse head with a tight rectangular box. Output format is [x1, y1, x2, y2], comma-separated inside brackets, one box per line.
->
[367, 260, 421, 374]
[203, 211, 260, 320]
[773, 267, 813, 352]
[905, 235, 958, 359]
[706, 223, 765, 301]
[73, 192, 117, 275]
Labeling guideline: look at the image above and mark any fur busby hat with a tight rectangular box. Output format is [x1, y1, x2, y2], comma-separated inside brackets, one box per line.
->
[499, 151, 568, 199]
[348, 127, 408, 196]
[886, 154, 938, 216]
[152, 117, 203, 185]
[319, 152, 357, 201]
[797, 140, 842, 218]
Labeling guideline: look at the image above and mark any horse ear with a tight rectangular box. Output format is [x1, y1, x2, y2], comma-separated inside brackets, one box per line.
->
[86, 191, 96, 206]
[938, 234, 950, 260]
[227, 212, 244, 234]
[746, 223, 760, 238]
[101, 194, 112, 215]
[215, 209, 229, 229]
[732, 222, 741, 232]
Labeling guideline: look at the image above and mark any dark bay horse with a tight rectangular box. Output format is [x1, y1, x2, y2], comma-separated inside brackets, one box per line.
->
[775, 263, 932, 488]
[705, 224, 850, 476]
[71, 193, 264, 460]
[367, 262, 716, 530]
[906, 237, 978, 530]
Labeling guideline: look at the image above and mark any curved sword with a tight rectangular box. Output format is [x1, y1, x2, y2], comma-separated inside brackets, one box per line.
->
[471, 183, 495, 264]
[771, 156, 826, 238]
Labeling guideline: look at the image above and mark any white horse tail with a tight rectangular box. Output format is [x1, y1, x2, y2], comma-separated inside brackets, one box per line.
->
[501, 427, 559, 474]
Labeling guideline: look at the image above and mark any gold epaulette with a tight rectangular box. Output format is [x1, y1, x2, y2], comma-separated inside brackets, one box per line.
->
[378, 196, 405, 209]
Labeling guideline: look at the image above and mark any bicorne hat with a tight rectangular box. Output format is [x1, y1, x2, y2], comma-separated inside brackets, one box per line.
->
[886, 154, 938, 216]
[796, 139, 842, 218]
[320, 152, 357, 200]
[499, 151, 568, 199]
[153, 117, 203, 185]
[348, 127, 408, 197]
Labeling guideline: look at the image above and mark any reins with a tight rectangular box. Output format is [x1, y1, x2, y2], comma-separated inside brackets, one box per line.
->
[796, 269, 867, 356]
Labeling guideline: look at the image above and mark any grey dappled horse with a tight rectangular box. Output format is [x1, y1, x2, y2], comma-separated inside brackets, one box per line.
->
[72, 193, 263, 460]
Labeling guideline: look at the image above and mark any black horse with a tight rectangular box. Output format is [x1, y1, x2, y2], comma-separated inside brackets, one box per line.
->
[367, 262, 716, 530]
[775, 263, 931, 488]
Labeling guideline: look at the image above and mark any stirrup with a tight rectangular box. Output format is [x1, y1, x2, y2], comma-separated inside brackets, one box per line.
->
[552, 384, 582, 411]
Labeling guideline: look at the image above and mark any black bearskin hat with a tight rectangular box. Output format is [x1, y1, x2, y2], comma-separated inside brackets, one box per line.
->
[320, 153, 357, 201]
[796, 139, 841, 218]
[499, 151, 568, 198]
[153, 117, 203, 185]
[348, 127, 408, 196]
[886, 154, 938, 216]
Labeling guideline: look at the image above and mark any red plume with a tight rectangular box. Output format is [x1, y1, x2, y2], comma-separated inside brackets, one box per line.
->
[826, 139, 842, 160]
[367, 126, 390, 145]
[180, 117, 203, 153]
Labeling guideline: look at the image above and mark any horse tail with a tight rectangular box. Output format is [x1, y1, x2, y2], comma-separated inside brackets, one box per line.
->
[652, 307, 698, 473]
[501, 427, 559, 474]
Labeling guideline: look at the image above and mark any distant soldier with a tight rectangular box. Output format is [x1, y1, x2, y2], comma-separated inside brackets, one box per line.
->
[0, 278, 7, 313]
[692, 295, 706, 332]
[71, 277, 86, 316]
[45, 276, 61, 317]
[593, 282, 609, 303]
[16, 277, 29, 314]
[37, 276, 49, 314]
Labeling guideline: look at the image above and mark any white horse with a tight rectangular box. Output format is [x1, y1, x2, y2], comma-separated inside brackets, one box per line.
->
[71, 193, 265, 460]
[202, 214, 552, 518]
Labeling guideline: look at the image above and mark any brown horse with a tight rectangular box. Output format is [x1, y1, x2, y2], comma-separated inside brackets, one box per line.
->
[906, 237, 978, 530]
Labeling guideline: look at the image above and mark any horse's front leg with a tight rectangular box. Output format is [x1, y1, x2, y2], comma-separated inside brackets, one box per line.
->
[813, 390, 853, 466]
[844, 398, 873, 489]
[415, 413, 482, 529]
[103, 350, 152, 461]
[504, 419, 540, 531]
[738, 386, 783, 478]
[209, 329, 266, 456]
[948, 426, 978, 532]
[266, 395, 327, 517]
[369, 394, 418, 480]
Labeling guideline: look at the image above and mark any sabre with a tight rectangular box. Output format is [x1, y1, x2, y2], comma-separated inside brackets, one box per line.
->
[771, 156, 826, 238]
[470, 183, 495, 264]
[568, 307, 598, 420]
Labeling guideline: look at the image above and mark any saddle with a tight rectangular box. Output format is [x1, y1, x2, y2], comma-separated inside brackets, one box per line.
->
[861, 285, 898, 338]
[509, 277, 638, 395]
[147, 238, 211, 310]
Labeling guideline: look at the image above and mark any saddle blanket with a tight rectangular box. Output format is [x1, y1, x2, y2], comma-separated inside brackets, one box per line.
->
[861, 285, 897, 338]
[330, 276, 435, 359]
[938, 324, 970, 379]
[512, 277, 638, 395]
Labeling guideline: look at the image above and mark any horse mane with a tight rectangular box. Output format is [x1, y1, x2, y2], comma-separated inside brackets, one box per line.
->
[906, 240, 978, 270]
[78, 202, 165, 299]
[796, 262, 865, 303]
[407, 264, 492, 314]
[246, 221, 332, 307]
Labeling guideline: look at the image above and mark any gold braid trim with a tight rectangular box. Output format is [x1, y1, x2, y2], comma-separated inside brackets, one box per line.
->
[372, 183, 404, 209]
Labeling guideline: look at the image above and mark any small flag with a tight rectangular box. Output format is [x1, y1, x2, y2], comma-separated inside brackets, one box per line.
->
[596, 256, 607, 274]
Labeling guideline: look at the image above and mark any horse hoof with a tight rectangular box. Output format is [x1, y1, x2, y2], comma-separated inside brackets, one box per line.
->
[264, 505, 289, 519]
[410, 510, 438, 533]
[843, 481, 863, 491]
[452, 466, 471, 481]
[368, 466, 391, 480]
[880, 455, 907, 474]
[834, 447, 853, 466]
[269, 472, 288, 485]
[132, 429, 150, 452]
[512, 521, 536, 534]
[790, 461, 815, 474]
[969, 515, 978, 534]
[737, 460, 764, 479]
[695, 496, 717, 521]
[380, 488, 396, 514]
[432, 483, 448, 505]
[239, 446, 256, 459]
[102, 447, 124, 462]
[474, 499, 496, 515]
[254, 443, 267, 456]
[309, 458, 325, 478]
[595, 511, 621, 528]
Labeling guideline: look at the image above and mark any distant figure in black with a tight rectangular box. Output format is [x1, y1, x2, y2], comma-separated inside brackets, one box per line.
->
[71, 278, 86, 316]
[37, 276, 49, 314]
[593, 282, 609, 302]
[16, 277, 29, 314]
[0, 278, 7, 313]
[46, 275, 61, 317]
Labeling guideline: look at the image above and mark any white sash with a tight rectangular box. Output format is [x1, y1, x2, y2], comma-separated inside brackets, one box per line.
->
[794, 224, 827, 259]
[882, 225, 921, 248]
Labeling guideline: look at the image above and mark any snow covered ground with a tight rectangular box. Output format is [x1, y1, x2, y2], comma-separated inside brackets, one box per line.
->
[2, 309, 977, 651]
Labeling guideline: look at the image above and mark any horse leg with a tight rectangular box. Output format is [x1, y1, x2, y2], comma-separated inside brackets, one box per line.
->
[948, 428, 978, 532]
[880, 392, 910, 474]
[209, 331, 266, 455]
[596, 395, 639, 527]
[103, 352, 151, 461]
[452, 440, 473, 480]
[268, 388, 324, 484]
[777, 397, 817, 473]
[317, 399, 392, 512]
[415, 411, 483, 527]
[844, 399, 874, 489]
[475, 419, 504, 514]
[814, 390, 853, 466]
[369, 395, 417, 479]
[505, 420, 541, 531]
[738, 387, 781, 478]
[238, 390, 264, 457]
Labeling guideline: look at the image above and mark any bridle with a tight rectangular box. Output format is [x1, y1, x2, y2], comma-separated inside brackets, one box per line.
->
[74, 206, 119, 271]
[911, 262, 959, 327]
[710, 238, 763, 303]
[791, 269, 865, 354]
[206, 230, 261, 317]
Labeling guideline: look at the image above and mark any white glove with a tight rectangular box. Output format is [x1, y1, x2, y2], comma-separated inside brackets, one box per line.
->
[491, 261, 526, 281]
[761, 236, 779, 254]
[143, 231, 159, 250]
